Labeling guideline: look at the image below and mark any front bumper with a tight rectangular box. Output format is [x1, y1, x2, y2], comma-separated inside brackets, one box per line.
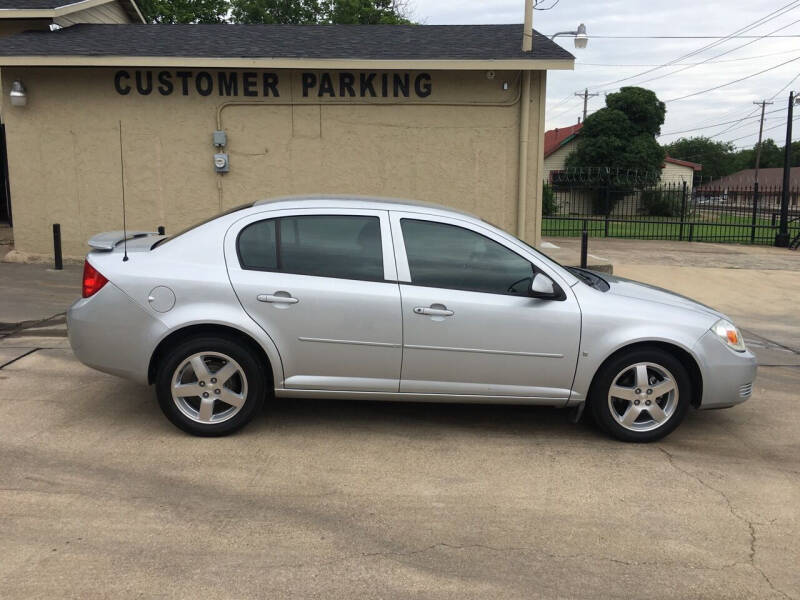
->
[67, 283, 167, 384]
[694, 330, 757, 409]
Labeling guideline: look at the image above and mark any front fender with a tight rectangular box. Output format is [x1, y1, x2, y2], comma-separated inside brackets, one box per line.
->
[569, 286, 713, 405]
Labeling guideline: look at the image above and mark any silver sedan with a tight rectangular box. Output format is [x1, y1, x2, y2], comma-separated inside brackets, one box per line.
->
[67, 196, 756, 442]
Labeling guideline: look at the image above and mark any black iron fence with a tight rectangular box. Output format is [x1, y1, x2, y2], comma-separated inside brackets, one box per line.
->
[542, 171, 800, 245]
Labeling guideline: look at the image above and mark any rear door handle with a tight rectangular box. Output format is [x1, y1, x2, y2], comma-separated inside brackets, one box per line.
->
[257, 293, 299, 304]
[414, 306, 454, 317]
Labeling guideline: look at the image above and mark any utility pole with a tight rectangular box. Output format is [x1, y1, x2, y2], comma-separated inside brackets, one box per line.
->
[752, 99, 773, 184]
[575, 88, 600, 121]
[775, 90, 795, 247]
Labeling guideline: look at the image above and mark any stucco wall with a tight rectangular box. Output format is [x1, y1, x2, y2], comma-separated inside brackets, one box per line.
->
[660, 161, 695, 185]
[1, 66, 546, 257]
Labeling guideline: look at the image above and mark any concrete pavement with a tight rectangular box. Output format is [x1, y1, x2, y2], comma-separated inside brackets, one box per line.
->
[1, 240, 799, 599]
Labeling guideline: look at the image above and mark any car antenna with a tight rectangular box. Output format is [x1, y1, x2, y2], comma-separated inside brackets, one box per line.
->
[118, 119, 128, 262]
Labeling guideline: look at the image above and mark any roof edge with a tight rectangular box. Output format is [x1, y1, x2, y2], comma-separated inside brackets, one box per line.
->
[0, 0, 144, 23]
[0, 55, 575, 70]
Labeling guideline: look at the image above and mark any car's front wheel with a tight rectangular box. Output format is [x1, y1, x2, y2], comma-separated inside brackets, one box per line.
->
[155, 335, 267, 436]
[590, 347, 691, 443]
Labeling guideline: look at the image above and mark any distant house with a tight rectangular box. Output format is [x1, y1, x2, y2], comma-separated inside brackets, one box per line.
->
[543, 123, 583, 178]
[703, 167, 800, 189]
[698, 167, 800, 209]
[542, 123, 701, 184]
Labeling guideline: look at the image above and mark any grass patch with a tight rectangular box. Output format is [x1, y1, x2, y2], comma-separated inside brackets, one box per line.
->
[543, 212, 800, 245]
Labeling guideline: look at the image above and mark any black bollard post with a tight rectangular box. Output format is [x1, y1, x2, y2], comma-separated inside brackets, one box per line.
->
[52, 223, 63, 271]
[157, 225, 165, 236]
[580, 221, 588, 269]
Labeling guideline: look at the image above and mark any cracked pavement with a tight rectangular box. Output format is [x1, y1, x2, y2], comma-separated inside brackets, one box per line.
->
[1, 246, 799, 598]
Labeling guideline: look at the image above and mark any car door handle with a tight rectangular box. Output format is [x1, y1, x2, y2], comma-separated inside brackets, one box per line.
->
[414, 306, 454, 317]
[257, 293, 299, 304]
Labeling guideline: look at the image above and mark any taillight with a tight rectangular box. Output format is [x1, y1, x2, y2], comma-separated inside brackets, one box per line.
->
[82, 260, 108, 298]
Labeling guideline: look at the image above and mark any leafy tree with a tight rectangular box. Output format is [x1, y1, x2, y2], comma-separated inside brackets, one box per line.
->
[138, 0, 229, 23]
[230, 0, 412, 24]
[605, 86, 666, 136]
[662, 136, 735, 180]
[325, 0, 411, 24]
[230, 0, 320, 24]
[565, 86, 666, 176]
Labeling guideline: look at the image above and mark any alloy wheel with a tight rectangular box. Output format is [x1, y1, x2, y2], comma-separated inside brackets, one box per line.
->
[170, 351, 248, 424]
[607, 362, 678, 432]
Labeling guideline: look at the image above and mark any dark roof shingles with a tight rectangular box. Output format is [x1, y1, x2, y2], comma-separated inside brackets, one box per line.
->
[0, 23, 574, 61]
[0, 0, 65, 8]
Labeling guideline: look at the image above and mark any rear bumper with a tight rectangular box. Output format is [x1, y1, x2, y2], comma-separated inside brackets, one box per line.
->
[67, 283, 167, 384]
[694, 330, 757, 409]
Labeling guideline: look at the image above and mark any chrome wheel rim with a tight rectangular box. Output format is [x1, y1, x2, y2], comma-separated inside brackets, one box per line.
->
[171, 352, 248, 424]
[607, 362, 678, 432]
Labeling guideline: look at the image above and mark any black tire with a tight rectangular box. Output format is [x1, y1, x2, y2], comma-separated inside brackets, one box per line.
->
[589, 347, 691, 443]
[155, 335, 267, 436]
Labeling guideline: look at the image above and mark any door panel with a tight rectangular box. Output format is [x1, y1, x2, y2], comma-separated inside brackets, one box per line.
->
[391, 211, 581, 399]
[399, 284, 580, 398]
[225, 209, 402, 392]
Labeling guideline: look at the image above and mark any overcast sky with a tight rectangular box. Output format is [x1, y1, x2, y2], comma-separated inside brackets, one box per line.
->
[408, 0, 800, 149]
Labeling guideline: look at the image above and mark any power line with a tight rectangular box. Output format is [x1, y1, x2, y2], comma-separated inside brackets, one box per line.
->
[613, 17, 800, 91]
[663, 55, 800, 102]
[586, 0, 800, 91]
[659, 108, 783, 136]
[722, 115, 800, 144]
[583, 34, 800, 38]
[575, 48, 800, 67]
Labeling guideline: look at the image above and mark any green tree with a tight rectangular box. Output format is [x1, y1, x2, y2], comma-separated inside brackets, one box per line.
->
[605, 86, 666, 136]
[138, 0, 229, 23]
[230, 0, 321, 24]
[663, 136, 736, 180]
[230, 0, 412, 24]
[566, 86, 666, 176]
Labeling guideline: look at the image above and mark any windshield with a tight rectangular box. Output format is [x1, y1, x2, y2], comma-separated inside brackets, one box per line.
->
[151, 203, 251, 249]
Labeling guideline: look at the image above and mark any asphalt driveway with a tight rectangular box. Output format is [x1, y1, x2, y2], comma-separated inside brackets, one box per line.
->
[1, 241, 799, 599]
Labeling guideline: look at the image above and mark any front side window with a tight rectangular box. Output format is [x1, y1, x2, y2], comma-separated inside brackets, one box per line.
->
[238, 214, 384, 281]
[400, 219, 533, 295]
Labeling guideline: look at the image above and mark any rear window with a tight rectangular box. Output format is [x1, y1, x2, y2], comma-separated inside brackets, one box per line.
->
[237, 214, 383, 281]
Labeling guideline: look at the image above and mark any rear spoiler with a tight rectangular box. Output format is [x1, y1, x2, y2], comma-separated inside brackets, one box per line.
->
[88, 231, 158, 251]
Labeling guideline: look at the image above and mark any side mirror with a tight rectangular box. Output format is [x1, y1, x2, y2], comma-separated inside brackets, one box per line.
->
[529, 272, 565, 300]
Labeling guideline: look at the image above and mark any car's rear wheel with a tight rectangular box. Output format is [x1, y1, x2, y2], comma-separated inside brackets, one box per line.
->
[155, 336, 266, 436]
[590, 347, 690, 443]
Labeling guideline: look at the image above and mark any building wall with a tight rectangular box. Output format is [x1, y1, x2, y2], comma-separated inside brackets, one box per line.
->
[1, 66, 546, 257]
[55, 1, 133, 26]
[660, 162, 694, 185]
[543, 138, 575, 179]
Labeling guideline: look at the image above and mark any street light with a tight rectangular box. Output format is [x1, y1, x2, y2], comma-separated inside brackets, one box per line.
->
[551, 23, 588, 49]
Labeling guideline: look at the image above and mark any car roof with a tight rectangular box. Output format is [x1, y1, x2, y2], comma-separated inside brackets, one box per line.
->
[252, 194, 479, 220]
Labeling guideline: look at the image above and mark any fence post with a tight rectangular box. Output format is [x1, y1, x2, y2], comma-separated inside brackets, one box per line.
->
[52, 223, 62, 271]
[750, 182, 759, 243]
[689, 223, 694, 242]
[603, 185, 610, 237]
[679, 181, 688, 241]
[580, 220, 588, 269]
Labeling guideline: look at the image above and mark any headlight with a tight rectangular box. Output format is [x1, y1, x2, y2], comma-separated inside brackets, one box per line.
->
[711, 319, 746, 352]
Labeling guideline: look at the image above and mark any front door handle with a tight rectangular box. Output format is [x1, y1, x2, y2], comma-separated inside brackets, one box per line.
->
[257, 293, 299, 304]
[414, 306, 454, 317]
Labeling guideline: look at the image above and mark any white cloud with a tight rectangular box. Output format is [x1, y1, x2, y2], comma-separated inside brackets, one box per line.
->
[409, 0, 799, 148]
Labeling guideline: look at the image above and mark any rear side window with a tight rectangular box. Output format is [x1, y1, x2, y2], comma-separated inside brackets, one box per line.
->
[400, 218, 533, 295]
[237, 214, 384, 281]
[238, 220, 277, 270]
